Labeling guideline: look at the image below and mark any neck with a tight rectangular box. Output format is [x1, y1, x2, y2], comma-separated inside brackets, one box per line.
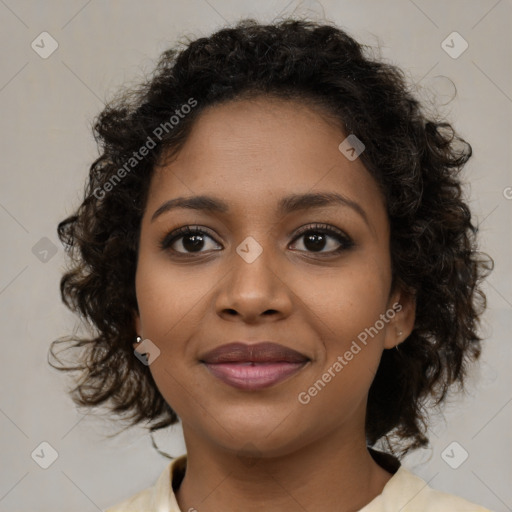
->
[175, 426, 394, 512]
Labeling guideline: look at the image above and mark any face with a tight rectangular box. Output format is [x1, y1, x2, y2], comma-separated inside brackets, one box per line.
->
[134, 96, 415, 457]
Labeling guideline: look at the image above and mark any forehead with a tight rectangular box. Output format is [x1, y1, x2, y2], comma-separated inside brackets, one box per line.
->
[147, 97, 386, 227]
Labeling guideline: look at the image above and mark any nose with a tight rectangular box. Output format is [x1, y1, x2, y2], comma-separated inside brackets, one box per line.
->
[214, 242, 293, 324]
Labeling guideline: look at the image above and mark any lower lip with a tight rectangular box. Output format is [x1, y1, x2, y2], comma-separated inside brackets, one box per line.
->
[203, 361, 308, 390]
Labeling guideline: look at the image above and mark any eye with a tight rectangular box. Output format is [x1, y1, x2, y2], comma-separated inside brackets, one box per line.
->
[159, 223, 354, 258]
[159, 226, 221, 256]
[289, 223, 354, 256]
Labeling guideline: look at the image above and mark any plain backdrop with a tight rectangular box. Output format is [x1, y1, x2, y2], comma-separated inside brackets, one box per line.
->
[0, 1, 511, 511]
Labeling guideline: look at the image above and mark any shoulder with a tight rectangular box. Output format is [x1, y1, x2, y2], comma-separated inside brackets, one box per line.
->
[362, 465, 493, 512]
[104, 455, 186, 512]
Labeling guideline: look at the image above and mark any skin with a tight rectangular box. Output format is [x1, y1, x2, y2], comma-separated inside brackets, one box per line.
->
[133, 96, 416, 512]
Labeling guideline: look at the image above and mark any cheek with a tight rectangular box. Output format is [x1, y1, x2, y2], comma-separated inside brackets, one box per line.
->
[295, 272, 387, 422]
[134, 258, 209, 416]
[295, 260, 391, 344]
[291, 256, 391, 402]
[135, 253, 212, 340]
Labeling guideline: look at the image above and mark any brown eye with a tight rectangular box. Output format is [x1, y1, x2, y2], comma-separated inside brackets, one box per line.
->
[290, 223, 354, 255]
[159, 226, 221, 255]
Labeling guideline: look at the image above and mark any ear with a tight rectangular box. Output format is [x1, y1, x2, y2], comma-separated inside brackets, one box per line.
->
[383, 284, 416, 350]
[132, 310, 142, 350]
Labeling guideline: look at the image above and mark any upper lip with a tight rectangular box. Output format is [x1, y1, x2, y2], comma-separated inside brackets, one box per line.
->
[200, 342, 309, 364]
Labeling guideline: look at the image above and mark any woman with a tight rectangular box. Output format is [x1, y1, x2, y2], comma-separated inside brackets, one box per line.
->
[50, 18, 493, 511]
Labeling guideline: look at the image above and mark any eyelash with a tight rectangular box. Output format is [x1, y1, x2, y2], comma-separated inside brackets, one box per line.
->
[158, 223, 354, 258]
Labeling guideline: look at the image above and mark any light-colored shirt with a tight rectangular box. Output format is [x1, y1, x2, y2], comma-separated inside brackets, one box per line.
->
[104, 451, 493, 511]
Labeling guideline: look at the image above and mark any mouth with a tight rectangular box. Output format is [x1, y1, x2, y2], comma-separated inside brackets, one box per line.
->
[200, 342, 310, 391]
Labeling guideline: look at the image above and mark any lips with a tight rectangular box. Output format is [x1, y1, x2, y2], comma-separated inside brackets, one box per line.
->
[200, 342, 310, 390]
[200, 342, 309, 364]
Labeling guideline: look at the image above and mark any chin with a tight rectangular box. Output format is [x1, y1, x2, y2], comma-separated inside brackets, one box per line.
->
[203, 409, 311, 459]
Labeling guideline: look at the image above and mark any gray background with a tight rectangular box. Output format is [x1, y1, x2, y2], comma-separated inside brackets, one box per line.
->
[0, 0, 510, 511]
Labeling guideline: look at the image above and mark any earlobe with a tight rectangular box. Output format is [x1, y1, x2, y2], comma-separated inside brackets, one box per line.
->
[132, 311, 142, 349]
[383, 287, 416, 349]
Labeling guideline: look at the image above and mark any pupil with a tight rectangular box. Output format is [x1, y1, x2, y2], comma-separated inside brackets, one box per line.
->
[304, 233, 325, 252]
[183, 234, 204, 252]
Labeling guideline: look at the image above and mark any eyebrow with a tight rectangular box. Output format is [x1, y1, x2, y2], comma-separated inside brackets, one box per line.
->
[150, 191, 370, 227]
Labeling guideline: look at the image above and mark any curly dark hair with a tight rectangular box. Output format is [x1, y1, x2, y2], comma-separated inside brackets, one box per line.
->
[49, 18, 492, 457]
